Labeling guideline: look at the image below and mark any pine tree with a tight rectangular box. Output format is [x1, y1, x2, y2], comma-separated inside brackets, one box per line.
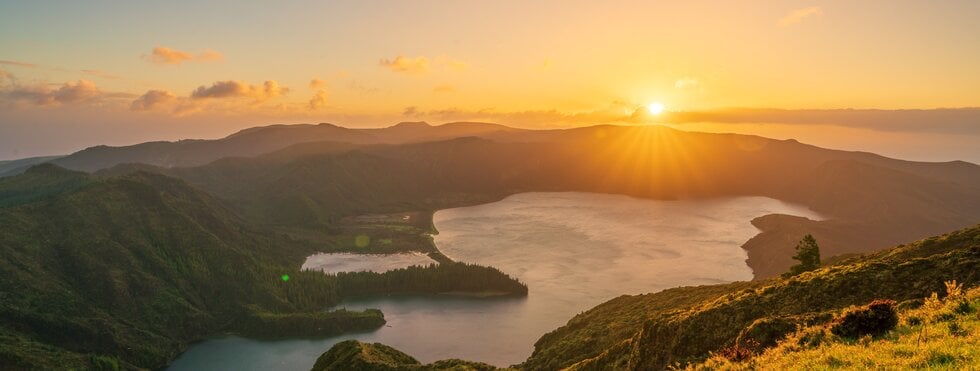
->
[789, 234, 821, 275]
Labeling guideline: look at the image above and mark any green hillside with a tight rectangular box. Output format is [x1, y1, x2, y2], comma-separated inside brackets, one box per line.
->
[0, 166, 527, 369]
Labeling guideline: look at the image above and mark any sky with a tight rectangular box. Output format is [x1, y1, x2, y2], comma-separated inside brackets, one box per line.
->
[1, 0, 979, 162]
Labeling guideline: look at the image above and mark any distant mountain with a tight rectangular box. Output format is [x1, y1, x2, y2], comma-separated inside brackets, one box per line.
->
[363, 121, 521, 143]
[0, 121, 526, 174]
[312, 224, 980, 370]
[100, 125, 980, 278]
[49, 123, 377, 172]
[0, 155, 64, 177]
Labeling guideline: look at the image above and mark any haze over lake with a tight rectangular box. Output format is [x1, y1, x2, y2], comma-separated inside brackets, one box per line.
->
[168, 192, 821, 370]
[302, 252, 436, 274]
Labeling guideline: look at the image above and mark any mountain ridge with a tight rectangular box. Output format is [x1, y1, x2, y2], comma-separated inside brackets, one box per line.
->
[6, 122, 976, 177]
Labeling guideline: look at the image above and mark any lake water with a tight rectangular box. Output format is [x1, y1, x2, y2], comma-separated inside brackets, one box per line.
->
[167, 192, 821, 370]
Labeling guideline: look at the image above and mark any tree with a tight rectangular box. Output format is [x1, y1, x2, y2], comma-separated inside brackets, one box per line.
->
[789, 234, 821, 275]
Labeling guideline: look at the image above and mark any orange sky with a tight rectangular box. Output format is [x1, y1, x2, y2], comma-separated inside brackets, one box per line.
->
[1, 1, 979, 161]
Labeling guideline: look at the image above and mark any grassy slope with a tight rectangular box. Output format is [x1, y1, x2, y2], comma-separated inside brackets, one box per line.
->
[690, 286, 980, 369]
[527, 225, 980, 370]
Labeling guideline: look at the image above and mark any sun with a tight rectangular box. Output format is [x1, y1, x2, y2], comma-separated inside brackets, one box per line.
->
[647, 102, 665, 115]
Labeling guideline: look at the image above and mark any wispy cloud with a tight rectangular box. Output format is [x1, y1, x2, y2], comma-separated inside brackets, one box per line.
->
[197, 49, 223, 62]
[81, 69, 123, 80]
[0, 69, 13, 84]
[309, 77, 326, 89]
[400, 105, 633, 127]
[380, 56, 430, 75]
[663, 108, 980, 135]
[435, 55, 469, 71]
[674, 78, 699, 89]
[146, 46, 224, 65]
[535, 58, 555, 72]
[433, 84, 456, 93]
[779, 6, 823, 27]
[0, 60, 37, 68]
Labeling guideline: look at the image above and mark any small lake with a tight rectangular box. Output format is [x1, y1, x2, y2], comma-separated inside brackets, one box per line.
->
[167, 192, 821, 370]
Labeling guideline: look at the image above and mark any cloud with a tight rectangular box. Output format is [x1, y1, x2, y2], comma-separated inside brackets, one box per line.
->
[309, 78, 326, 89]
[0, 69, 13, 84]
[379, 56, 430, 75]
[81, 69, 123, 80]
[536, 58, 554, 71]
[197, 49, 224, 62]
[308, 89, 328, 110]
[392, 104, 980, 136]
[49, 80, 102, 104]
[662, 108, 980, 135]
[0, 60, 37, 68]
[433, 84, 456, 93]
[400, 106, 632, 127]
[148, 47, 193, 64]
[130, 90, 177, 111]
[146, 46, 223, 65]
[446, 60, 469, 71]
[779, 6, 823, 27]
[190, 80, 288, 101]
[347, 80, 379, 95]
[2, 80, 102, 106]
[434, 56, 469, 71]
[674, 78, 699, 89]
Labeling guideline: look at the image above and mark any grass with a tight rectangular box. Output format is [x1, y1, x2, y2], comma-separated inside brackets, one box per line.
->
[688, 285, 980, 370]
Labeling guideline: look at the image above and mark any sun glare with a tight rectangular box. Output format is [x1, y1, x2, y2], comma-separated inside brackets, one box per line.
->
[647, 102, 665, 115]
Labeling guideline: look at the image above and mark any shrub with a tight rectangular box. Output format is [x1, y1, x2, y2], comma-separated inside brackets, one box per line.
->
[953, 298, 973, 315]
[737, 317, 797, 349]
[89, 355, 120, 371]
[947, 322, 967, 337]
[830, 299, 898, 339]
[796, 328, 828, 349]
[717, 339, 759, 362]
